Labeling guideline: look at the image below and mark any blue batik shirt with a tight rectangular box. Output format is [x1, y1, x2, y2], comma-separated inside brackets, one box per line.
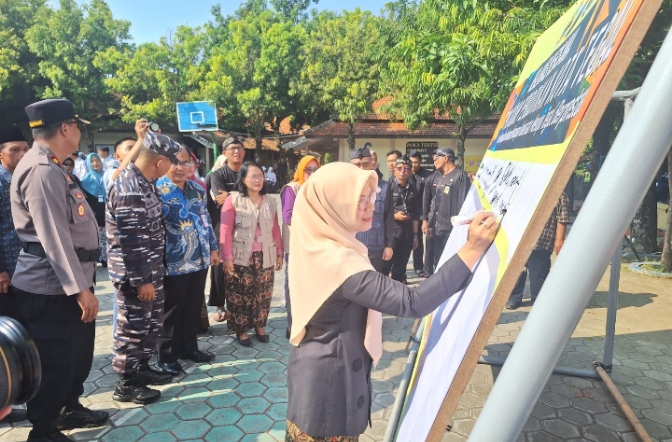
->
[0, 164, 22, 276]
[156, 177, 218, 276]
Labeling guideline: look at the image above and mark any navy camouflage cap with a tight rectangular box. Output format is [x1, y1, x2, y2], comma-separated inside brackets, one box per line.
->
[143, 132, 181, 165]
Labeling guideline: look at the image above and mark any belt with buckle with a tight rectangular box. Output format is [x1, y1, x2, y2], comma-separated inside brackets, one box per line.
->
[23, 242, 101, 263]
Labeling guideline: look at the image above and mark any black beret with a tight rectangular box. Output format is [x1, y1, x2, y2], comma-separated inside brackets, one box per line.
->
[0, 127, 27, 144]
[25, 99, 90, 129]
[349, 148, 363, 160]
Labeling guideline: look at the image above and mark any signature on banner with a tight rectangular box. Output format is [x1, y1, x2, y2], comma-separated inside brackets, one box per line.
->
[475, 159, 530, 212]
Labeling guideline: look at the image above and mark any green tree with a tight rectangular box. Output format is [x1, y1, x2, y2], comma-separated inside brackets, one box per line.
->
[295, 9, 388, 149]
[270, 0, 319, 22]
[381, 0, 565, 167]
[98, 25, 206, 126]
[200, 8, 306, 155]
[0, 0, 47, 126]
[588, 0, 672, 255]
[26, 0, 131, 147]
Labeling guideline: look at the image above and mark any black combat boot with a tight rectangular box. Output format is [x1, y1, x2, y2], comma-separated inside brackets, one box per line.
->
[112, 374, 161, 405]
[135, 362, 173, 386]
[56, 403, 109, 430]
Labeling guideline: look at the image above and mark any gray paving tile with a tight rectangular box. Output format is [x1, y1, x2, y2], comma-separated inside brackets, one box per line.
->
[2, 245, 670, 442]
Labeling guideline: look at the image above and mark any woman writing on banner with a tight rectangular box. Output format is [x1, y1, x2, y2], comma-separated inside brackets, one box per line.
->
[280, 155, 321, 339]
[286, 162, 497, 441]
[79, 152, 108, 267]
[220, 162, 284, 347]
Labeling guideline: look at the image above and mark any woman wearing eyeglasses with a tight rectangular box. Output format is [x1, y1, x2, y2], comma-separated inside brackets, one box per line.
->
[280, 155, 321, 339]
[155, 148, 221, 374]
[220, 161, 284, 347]
[286, 162, 497, 441]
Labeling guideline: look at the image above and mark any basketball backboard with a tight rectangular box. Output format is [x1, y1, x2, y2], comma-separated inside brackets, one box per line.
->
[176, 101, 218, 132]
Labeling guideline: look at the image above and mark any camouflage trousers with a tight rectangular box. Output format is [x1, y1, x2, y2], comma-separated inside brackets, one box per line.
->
[112, 278, 165, 375]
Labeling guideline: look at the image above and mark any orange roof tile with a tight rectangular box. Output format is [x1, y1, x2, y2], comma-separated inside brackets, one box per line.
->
[305, 120, 498, 139]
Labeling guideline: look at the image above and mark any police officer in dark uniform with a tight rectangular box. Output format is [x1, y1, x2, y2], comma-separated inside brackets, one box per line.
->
[409, 151, 433, 278]
[388, 155, 421, 283]
[423, 148, 471, 271]
[10, 99, 108, 442]
[107, 132, 181, 404]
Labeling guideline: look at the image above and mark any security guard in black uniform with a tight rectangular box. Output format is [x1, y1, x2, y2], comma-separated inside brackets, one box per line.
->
[10, 99, 108, 442]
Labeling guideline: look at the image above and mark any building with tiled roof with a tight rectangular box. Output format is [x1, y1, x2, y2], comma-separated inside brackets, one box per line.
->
[287, 98, 500, 179]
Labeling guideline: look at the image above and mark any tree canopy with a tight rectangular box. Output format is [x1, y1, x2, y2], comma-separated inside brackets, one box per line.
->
[0, 0, 669, 161]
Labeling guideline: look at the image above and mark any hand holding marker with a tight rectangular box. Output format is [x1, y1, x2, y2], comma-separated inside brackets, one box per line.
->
[451, 208, 507, 227]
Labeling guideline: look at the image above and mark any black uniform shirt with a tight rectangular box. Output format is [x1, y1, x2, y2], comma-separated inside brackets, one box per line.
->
[414, 168, 434, 215]
[430, 168, 471, 236]
[389, 177, 420, 239]
[210, 165, 240, 197]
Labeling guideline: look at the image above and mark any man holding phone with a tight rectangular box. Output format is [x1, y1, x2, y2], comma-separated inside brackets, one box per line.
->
[106, 132, 181, 405]
[388, 156, 420, 283]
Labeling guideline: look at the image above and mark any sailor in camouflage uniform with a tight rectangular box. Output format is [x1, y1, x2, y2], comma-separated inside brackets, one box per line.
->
[106, 132, 181, 404]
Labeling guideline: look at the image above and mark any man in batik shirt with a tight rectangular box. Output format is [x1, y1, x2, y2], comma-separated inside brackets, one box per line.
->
[155, 148, 220, 375]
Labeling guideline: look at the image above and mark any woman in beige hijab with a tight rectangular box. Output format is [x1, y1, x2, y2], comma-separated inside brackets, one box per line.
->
[286, 162, 497, 441]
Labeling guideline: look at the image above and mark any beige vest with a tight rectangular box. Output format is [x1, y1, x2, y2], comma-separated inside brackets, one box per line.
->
[281, 181, 301, 254]
[230, 192, 277, 268]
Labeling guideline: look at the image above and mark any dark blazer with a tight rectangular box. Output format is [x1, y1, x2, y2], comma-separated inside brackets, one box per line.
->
[286, 254, 473, 437]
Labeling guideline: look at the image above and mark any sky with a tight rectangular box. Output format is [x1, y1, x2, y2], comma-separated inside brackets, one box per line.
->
[69, 0, 390, 43]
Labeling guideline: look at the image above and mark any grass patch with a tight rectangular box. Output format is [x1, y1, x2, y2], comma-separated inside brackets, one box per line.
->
[640, 263, 672, 273]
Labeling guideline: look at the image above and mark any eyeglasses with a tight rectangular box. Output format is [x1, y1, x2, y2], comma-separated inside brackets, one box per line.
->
[395, 166, 411, 172]
[357, 191, 378, 210]
[304, 167, 318, 174]
[174, 161, 195, 168]
[226, 146, 245, 152]
[247, 174, 265, 181]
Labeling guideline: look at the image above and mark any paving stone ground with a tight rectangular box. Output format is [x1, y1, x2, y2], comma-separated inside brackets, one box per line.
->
[1, 199, 670, 441]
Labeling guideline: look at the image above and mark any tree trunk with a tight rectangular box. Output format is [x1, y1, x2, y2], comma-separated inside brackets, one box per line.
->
[661, 148, 672, 271]
[593, 104, 617, 158]
[348, 121, 355, 150]
[85, 127, 95, 152]
[456, 124, 466, 169]
[631, 182, 659, 254]
[255, 126, 263, 163]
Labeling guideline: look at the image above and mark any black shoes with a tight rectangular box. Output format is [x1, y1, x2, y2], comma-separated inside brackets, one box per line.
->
[113, 374, 161, 404]
[135, 364, 173, 385]
[158, 361, 183, 375]
[113, 384, 161, 405]
[415, 269, 429, 278]
[183, 350, 215, 363]
[27, 431, 72, 442]
[505, 301, 521, 310]
[0, 407, 27, 424]
[237, 334, 252, 347]
[255, 333, 269, 343]
[56, 405, 109, 430]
